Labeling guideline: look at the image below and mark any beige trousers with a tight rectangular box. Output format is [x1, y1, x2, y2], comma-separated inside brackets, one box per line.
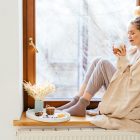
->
[83, 58, 116, 95]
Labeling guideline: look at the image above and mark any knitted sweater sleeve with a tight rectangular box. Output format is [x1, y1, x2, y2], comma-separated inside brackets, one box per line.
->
[116, 55, 130, 72]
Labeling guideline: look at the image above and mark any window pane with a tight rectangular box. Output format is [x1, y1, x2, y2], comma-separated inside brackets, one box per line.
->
[36, 0, 135, 99]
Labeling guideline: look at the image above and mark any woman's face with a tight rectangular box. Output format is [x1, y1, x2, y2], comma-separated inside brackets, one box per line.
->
[128, 24, 140, 47]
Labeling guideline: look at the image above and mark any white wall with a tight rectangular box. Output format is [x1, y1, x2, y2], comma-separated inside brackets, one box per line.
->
[0, 0, 23, 139]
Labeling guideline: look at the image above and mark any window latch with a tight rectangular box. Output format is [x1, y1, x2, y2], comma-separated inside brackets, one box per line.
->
[28, 37, 38, 53]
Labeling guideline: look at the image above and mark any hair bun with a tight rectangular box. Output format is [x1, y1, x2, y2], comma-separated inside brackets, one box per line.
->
[134, 6, 140, 17]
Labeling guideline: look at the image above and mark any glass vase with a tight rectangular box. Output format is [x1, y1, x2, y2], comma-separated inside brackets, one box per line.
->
[34, 99, 44, 113]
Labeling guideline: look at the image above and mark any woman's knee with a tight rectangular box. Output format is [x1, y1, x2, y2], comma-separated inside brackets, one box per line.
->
[98, 59, 112, 68]
[91, 57, 101, 65]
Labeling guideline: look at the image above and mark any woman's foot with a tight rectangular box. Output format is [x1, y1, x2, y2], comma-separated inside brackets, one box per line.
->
[56, 96, 80, 110]
[64, 97, 90, 117]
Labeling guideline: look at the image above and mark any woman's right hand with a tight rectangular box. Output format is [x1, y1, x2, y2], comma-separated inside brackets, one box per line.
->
[112, 44, 126, 57]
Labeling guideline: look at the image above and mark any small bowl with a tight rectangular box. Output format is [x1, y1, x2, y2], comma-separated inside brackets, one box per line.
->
[35, 111, 43, 116]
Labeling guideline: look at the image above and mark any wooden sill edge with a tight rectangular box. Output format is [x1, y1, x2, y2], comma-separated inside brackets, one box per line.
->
[13, 112, 95, 127]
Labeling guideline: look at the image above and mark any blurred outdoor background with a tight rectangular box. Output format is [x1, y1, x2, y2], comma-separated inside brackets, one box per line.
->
[36, 0, 135, 99]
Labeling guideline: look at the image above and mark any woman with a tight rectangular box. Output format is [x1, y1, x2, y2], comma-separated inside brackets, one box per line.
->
[57, 17, 140, 130]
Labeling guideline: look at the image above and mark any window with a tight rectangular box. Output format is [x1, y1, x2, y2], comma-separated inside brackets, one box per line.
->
[23, 0, 135, 109]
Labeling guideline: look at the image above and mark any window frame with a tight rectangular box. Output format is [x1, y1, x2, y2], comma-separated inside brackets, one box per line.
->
[23, 0, 140, 110]
[137, 0, 140, 6]
[23, 0, 36, 110]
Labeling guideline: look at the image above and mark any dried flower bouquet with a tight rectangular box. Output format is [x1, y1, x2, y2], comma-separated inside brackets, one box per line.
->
[23, 81, 55, 101]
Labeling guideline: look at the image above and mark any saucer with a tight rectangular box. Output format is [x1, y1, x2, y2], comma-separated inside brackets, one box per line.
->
[26, 109, 71, 122]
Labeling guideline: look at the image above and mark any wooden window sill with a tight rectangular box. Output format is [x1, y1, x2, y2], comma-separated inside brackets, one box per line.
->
[13, 112, 95, 127]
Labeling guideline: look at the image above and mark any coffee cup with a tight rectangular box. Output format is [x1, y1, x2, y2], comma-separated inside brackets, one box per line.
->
[46, 106, 55, 115]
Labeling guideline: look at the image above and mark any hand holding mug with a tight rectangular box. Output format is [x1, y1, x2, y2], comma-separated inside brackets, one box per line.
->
[112, 44, 126, 56]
